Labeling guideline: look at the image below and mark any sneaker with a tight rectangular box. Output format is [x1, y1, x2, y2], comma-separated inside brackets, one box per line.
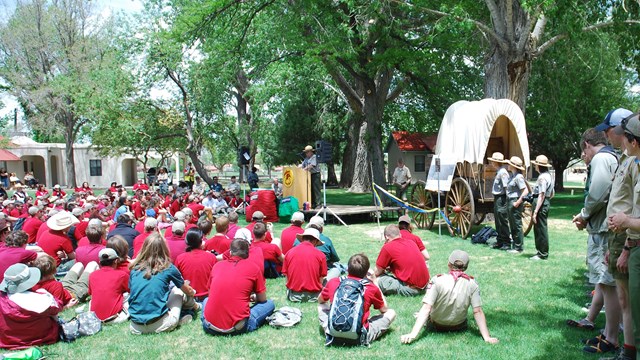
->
[507, 249, 523, 254]
[584, 337, 618, 354]
[599, 349, 634, 360]
[567, 318, 595, 331]
[530, 255, 542, 260]
[178, 314, 193, 326]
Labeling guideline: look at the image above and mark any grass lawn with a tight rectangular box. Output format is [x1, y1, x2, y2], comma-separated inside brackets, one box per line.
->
[20, 190, 605, 360]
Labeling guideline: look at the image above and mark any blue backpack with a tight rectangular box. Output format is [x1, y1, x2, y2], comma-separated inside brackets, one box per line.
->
[326, 277, 368, 346]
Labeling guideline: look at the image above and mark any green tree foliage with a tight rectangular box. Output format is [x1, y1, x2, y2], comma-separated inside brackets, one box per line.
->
[527, 31, 639, 190]
[0, 0, 133, 187]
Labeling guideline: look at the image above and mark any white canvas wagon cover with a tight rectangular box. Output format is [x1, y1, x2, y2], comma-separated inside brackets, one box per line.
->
[434, 98, 530, 168]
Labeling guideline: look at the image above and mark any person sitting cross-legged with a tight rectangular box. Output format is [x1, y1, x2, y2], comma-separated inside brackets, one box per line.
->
[400, 250, 498, 345]
[374, 224, 430, 296]
[318, 253, 396, 346]
[202, 238, 275, 335]
[282, 228, 327, 302]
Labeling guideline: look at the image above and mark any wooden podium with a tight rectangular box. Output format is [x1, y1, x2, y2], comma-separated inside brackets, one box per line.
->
[282, 166, 310, 209]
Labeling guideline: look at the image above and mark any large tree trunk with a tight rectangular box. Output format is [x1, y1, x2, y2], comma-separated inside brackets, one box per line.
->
[482, 0, 532, 110]
[348, 119, 371, 193]
[364, 88, 387, 190]
[187, 149, 213, 185]
[339, 115, 358, 188]
[64, 124, 77, 188]
[484, 45, 531, 110]
[552, 159, 568, 192]
[326, 162, 338, 186]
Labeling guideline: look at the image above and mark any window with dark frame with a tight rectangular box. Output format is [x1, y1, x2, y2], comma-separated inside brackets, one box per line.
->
[415, 155, 426, 172]
[89, 159, 102, 176]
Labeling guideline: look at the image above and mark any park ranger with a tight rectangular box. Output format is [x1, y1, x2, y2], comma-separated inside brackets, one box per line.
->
[530, 155, 554, 260]
[488, 152, 511, 250]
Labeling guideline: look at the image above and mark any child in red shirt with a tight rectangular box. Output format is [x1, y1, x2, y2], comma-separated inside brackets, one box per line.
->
[203, 217, 232, 255]
[175, 228, 217, 302]
[282, 228, 327, 302]
[251, 223, 284, 278]
[318, 253, 396, 346]
[89, 248, 130, 323]
[33, 255, 98, 308]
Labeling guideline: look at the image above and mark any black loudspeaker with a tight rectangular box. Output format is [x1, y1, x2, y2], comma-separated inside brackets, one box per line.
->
[238, 147, 250, 165]
[315, 140, 332, 163]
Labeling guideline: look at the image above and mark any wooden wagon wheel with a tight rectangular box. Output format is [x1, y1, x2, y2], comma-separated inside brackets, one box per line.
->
[444, 178, 475, 238]
[409, 180, 436, 229]
[473, 212, 486, 225]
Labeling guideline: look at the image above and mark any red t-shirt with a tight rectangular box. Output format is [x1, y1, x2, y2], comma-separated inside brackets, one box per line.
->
[35, 222, 49, 244]
[400, 229, 425, 251]
[223, 246, 264, 270]
[117, 260, 131, 276]
[253, 240, 282, 264]
[38, 230, 74, 265]
[376, 238, 430, 289]
[282, 242, 327, 292]
[203, 234, 232, 255]
[245, 222, 273, 243]
[132, 231, 152, 258]
[226, 223, 239, 239]
[77, 237, 106, 247]
[74, 221, 90, 241]
[75, 244, 105, 267]
[131, 202, 144, 220]
[204, 256, 266, 330]
[165, 234, 186, 263]
[22, 217, 43, 244]
[0, 247, 37, 276]
[88, 267, 129, 320]
[320, 276, 385, 328]
[32, 279, 73, 306]
[134, 220, 146, 234]
[280, 225, 304, 254]
[175, 249, 217, 297]
[188, 203, 204, 220]
[169, 200, 181, 216]
[133, 183, 149, 191]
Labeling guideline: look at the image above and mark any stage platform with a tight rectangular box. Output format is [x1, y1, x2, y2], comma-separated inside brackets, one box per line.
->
[301, 205, 401, 225]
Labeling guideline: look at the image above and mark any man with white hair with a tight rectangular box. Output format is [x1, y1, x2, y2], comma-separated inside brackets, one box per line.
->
[22, 206, 44, 244]
[278, 212, 305, 254]
[133, 217, 158, 258]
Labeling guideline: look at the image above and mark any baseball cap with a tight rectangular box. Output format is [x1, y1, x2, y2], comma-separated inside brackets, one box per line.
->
[144, 217, 158, 229]
[2, 200, 14, 206]
[448, 250, 470, 267]
[71, 207, 84, 217]
[252, 211, 264, 220]
[235, 228, 253, 243]
[398, 215, 411, 224]
[291, 212, 305, 222]
[28, 206, 40, 216]
[615, 113, 640, 138]
[307, 216, 324, 228]
[595, 108, 633, 131]
[172, 221, 185, 233]
[98, 248, 119, 261]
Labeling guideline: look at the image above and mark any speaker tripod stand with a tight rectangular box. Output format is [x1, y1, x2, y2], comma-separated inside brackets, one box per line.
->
[315, 165, 348, 227]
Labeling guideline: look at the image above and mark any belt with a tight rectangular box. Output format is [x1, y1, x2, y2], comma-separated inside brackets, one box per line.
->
[132, 313, 165, 326]
[626, 239, 640, 248]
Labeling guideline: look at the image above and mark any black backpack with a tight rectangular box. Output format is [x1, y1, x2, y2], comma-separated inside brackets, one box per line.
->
[326, 277, 369, 346]
[471, 226, 498, 244]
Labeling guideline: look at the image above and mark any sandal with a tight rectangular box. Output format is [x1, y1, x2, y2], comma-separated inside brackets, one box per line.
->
[566, 318, 595, 330]
[583, 337, 618, 353]
[581, 334, 605, 346]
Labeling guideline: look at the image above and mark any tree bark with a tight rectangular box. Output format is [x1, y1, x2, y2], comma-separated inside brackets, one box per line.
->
[339, 114, 359, 188]
[64, 129, 76, 188]
[326, 162, 338, 186]
[483, 45, 531, 110]
[347, 119, 371, 193]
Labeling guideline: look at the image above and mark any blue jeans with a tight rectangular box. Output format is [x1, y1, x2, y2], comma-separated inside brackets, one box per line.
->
[201, 298, 275, 335]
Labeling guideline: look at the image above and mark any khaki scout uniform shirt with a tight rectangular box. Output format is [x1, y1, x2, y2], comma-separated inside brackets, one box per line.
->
[422, 273, 482, 326]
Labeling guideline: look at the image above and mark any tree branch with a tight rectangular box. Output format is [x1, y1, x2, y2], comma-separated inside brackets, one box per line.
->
[505, 0, 514, 44]
[322, 58, 363, 113]
[536, 19, 640, 56]
[484, 0, 505, 35]
[335, 56, 365, 82]
[422, 8, 508, 52]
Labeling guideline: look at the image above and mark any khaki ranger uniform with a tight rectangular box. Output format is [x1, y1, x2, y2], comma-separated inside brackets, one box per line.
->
[627, 158, 640, 359]
[492, 167, 511, 248]
[422, 273, 481, 330]
[532, 170, 554, 259]
[393, 165, 412, 200]
[607, 152, 638, 280]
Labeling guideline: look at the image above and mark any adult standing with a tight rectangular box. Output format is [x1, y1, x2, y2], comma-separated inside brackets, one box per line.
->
[505, 156, 528, 254]
[530, 155, 554, 260]
[488, 152, 511, 250]
[392, 159, 412, 201]
[247, 167, 260, 190]
[300, 145, 321, 209]
[572, 128, 621, 354]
